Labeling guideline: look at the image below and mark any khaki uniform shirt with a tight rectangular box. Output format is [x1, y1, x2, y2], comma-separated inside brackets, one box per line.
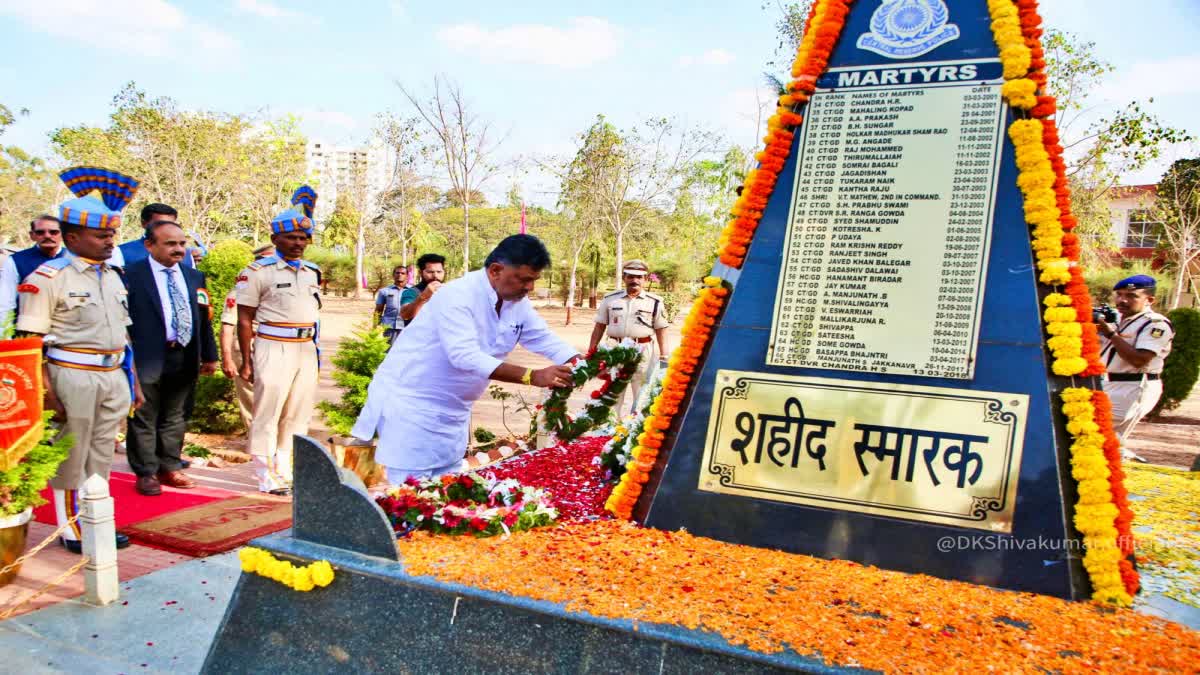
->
[1100, 309, 1174, 374]
[16, 255, 130, 350]
[594, 290, 668, 340]
[236, 258, 321, 325]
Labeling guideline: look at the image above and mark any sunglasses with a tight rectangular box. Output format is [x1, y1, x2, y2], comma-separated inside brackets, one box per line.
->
[33, 229, 61, 236]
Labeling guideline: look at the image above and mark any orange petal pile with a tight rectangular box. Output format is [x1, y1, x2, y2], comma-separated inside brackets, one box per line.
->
[398, 520, 1200, 672]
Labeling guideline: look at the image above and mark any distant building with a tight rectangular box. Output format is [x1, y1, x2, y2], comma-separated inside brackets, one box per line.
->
[305, 140, 395, 224]
[1107, 184, 1161, 260]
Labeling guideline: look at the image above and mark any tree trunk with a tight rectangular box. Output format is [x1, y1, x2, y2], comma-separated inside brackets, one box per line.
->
[566, 250, 580, 326]
[463, 200, 471, 276]
[614, 230, 624, 289]
[1172, 250, 1189, 310]
[353, 221, 366, 299]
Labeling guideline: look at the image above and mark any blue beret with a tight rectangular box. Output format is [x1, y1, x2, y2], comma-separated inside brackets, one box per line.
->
[1114, 274, 1156, 291]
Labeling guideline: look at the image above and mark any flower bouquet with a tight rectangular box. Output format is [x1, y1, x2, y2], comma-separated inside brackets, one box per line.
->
[376, 472, 558, 538]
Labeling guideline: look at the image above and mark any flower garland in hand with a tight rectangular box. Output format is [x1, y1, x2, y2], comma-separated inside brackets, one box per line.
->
[376, 471, 558, 538]
[539, 342, 642, 444]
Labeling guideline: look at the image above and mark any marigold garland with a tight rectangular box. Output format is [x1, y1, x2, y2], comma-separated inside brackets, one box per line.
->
[237, 546, 335, 592]
[715, 0, 852, 270]
[604, 276, 728, 519]
[988, 0, 1137, 604]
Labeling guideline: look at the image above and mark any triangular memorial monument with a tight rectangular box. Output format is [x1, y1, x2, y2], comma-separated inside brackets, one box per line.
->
[634, 0, 1129, 601]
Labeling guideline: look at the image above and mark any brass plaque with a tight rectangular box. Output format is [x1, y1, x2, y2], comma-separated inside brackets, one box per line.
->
[699, 370, 1027, 532]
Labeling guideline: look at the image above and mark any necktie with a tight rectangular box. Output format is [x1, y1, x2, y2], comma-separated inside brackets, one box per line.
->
[164, 268, 193, 346]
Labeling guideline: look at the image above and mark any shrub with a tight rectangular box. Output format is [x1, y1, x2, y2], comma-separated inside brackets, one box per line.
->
[198, 239, 255, 314]
[1083, 260, 1177, 307]
[1153, 307, 1200, 415]
[318, 323, 390, 436]
[0, 413, 72, 516]
[188, 374, 244, 434]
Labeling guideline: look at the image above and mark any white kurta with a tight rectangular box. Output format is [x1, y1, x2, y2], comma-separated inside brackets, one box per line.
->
[352, 269, 577, 471]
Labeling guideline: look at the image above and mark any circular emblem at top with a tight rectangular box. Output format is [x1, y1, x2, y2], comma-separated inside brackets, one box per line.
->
[856, 0, 961, 60]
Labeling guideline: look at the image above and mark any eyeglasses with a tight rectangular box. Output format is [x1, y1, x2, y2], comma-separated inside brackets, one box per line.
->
[33, 229, 61, 236]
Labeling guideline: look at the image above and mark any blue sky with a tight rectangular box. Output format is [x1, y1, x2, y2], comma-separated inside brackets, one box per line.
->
[2, 0, 1198, 205]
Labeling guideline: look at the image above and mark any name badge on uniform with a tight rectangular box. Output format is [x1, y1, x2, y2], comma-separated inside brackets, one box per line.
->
[68, 291, 91, 298]
[276, 283, 292, 289]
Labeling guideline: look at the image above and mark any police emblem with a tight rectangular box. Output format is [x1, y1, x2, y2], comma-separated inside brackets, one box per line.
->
[1150, 327, 1165, 338]
[856, 0, 960, 60]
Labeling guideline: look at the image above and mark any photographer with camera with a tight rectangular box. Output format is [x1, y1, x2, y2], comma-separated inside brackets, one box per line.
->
[1096, 274, 1174, 463]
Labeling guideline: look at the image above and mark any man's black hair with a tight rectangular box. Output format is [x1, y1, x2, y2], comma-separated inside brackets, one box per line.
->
[483, 235, 551, 270]
[140, 203, 178, 226]
[29, 215, 60, 230]
[144, 219, 182, 243]
[59, 222, 83, 238]
[416, 253, 447, 271]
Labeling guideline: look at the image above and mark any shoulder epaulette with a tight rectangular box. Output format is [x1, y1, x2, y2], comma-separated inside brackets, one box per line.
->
[248, 255, 279, 271]
[301, 260, 320, 271]
[34, 257, 73, 278]
[603, 290, 624, 299]
[644, 291, 664, 301]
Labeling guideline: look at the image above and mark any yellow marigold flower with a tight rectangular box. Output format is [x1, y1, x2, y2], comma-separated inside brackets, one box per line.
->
[292, 567, 315, 592]
[1043, 307, 1076, 323]
[310, 560, 336, 587]
[1052, 356, 1088, 376]
[1047, 322, 1082, 337]
[1043, 293, 1073, 307]
[1002, 79, 1038, 108]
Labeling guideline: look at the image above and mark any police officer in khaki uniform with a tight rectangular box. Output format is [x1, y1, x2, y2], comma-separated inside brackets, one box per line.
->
[1097, 274, 1175, 463]
[220, 244, 274, 432]
[588, 260, 669, 415]
[237, 187, 320, 494]
[17, 166, 144, 553]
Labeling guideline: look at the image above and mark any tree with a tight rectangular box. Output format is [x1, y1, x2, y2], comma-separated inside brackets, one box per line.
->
[50, 83, 308, 245]
[554, 115, 718, 288]
[1154, 158, 1200, 309]
[398, 76, 504, 276]
[0, 103, 55, 243]
[239, 116, 308, 246]
[374, 113, 433, 268]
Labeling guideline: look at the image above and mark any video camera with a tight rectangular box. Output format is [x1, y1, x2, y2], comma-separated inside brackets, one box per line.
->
[1092, 304, 1118, 324]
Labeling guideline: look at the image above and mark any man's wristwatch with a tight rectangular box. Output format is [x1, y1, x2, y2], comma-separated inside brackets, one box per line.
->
[521, 368, 533, 386]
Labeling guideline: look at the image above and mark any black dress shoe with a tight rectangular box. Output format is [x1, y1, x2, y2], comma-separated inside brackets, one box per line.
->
[61, 534, 132, 553]
[181, 459, 191, 469]
[267, 487, 292, 496]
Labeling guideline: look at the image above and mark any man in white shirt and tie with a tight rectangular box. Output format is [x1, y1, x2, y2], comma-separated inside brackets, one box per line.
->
[124, 220, 219, 495]
[352, 235, 578, 484]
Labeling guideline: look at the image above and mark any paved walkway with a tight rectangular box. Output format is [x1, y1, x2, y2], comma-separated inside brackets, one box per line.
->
[0, 552, 240, 674]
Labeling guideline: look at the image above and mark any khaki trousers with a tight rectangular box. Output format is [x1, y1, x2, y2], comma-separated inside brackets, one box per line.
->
[613, 339, 658, 417]
[48, 364, 130, 490]
[230, 347, 253, 432]
[249, 337, 318, 480]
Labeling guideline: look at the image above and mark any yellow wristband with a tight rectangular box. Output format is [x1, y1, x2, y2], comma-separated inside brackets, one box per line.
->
[521, 368, 533, 386]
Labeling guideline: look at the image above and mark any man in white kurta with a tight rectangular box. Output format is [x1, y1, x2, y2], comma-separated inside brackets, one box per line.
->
[352, 235, 578, 483]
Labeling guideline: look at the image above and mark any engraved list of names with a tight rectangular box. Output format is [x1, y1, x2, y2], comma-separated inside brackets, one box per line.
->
[768, 64, 1007, 379]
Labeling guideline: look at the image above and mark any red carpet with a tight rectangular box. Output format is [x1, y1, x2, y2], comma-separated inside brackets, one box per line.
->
[32, 471, 237, 529]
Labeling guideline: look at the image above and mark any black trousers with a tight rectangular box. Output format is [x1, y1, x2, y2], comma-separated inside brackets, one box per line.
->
[127, 347, 195, 477]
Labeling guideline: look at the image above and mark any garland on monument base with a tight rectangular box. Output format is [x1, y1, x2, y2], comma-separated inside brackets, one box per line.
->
[237, 547, 336, 592]
[988, 0, 1138, 605]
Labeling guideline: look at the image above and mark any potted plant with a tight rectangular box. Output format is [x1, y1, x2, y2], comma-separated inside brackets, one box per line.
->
[0, 414, 70, 585]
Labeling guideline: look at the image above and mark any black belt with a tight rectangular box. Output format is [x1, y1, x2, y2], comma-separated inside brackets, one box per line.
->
[1108, 373, 1159, 382]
